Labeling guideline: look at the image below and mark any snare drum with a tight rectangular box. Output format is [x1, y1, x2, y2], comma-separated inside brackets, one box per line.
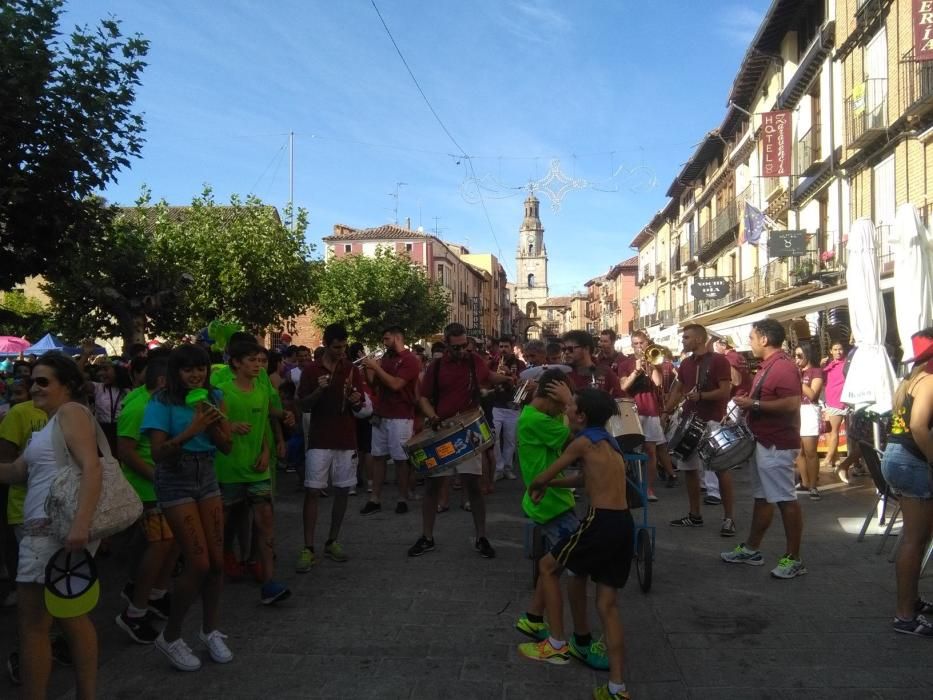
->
[698, 421, 756, 471]
[606, 399, 644, 452]
[665, 412, 707, 460]
[404, 408, 494, 475]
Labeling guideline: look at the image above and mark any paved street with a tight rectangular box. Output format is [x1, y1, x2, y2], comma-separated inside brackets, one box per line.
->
[4, 463, 933, 699]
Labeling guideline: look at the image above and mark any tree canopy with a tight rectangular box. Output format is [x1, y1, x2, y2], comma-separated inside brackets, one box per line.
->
[314, 248, 449, 345]
[43, 188, 318, 346]
[0, 0, 148, 288]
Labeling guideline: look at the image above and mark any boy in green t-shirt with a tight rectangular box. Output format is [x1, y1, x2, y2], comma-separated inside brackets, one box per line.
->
[214, 341, 290, 606]
[116, 357, 177, 645]
[514, 369, 607, 671]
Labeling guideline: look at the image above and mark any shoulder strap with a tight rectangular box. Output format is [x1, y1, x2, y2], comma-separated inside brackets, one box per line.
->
[697, 352, 714, 391]
[752, 364, 775, 400]
[53, 403, 114, 471]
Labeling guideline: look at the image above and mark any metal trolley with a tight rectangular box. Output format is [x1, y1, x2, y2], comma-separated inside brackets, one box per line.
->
[623, 452, 655, 593]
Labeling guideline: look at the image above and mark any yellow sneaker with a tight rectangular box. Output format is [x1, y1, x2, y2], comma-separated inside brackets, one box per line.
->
[518, 638, 570, 665]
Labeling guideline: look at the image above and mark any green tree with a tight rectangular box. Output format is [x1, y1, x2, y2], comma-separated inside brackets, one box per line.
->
[0, 0, 148, 289]
[0, 290, 52, 339]
[314, 248, 449, 345]
[43, 188, 318, 347]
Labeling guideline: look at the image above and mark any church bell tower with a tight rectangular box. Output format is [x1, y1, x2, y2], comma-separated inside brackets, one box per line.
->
[514, 194, 549, 324]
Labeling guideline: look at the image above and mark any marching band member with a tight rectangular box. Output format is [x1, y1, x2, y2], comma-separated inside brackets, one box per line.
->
[597, 330, 622, 369]
[664, 324, 737, 536]
[561, 331, 622, 397]
[409, 323, 512, 558]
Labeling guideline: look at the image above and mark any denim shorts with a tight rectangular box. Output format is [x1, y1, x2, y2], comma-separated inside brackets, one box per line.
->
[154, 452, 221, 508]
[540, 509, 581, 577]
[881, 443, 933, 500]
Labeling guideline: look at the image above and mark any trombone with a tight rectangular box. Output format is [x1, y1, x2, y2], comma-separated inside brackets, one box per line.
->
[643, 344, 669, 366]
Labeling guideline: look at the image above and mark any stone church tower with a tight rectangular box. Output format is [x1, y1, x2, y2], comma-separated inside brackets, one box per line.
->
[513, 194, 549, 331]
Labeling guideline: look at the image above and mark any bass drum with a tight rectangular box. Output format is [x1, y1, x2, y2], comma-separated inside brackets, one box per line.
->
[665, 412, 707, 460]
[607, 399, 644, 452]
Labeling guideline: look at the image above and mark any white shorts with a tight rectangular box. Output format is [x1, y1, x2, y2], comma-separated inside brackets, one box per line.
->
[371, 418, 414, 462]
[304, 449, 356, 490]
[800, 404, 821, 438]
[427, 451, 484, 479]
[749, 442, 798, 503]
[17, 534, 99, 585]
[673, 420, 719, 471]
[639, 415, 666, 444]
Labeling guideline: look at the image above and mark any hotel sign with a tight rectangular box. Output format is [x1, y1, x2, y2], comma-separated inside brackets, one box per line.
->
[761, 110, 792, 178]
[915, 0, 933, 60]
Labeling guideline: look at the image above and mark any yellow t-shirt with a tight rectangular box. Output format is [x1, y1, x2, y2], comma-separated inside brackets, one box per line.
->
[0, 400, 48, 525]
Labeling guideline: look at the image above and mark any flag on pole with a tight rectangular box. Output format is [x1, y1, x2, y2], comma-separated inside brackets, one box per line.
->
[743, 201, 767, 245]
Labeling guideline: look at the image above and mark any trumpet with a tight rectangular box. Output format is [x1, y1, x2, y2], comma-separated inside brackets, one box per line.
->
[352, 349, 386, 366]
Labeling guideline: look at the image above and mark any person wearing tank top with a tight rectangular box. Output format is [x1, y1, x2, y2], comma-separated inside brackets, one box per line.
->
[880, 328, 933, 638]
[0, 352, 104, 699]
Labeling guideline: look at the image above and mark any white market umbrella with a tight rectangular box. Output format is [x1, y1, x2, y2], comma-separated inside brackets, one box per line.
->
[893, 203, 933, 357]
[841, 218, 896, 413]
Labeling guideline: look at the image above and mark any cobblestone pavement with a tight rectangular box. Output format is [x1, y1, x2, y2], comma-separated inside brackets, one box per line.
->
[2, 463, 933, 699]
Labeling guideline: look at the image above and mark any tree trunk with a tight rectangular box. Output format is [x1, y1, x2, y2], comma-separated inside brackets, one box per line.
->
[119, 313, 147, 353]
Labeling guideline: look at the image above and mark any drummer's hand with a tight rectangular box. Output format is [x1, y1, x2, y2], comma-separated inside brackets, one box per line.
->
[732, 395, 753, 410]
[427, 415, 442, 430]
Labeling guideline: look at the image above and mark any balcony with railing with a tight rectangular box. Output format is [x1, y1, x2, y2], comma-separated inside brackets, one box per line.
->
[795, 120, 822, 175]
[657, 309, 674, 327]
[845, 78, 888, 150]
[762, 176, 784, 200]
[900, 48, 933, 119]
[697, 199, 740, 262]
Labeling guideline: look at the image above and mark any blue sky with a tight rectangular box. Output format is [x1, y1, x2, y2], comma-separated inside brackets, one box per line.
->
[64, 0, 770, 296]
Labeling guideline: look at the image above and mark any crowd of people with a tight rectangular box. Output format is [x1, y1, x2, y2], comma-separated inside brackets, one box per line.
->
[0, 318, 930, 699]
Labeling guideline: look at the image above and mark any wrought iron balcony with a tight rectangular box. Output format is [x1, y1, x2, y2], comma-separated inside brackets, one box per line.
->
[698, 199, 740, 262]
[900, 48, 933, 119]
[845, 78, 888, 150]
[794, 122, 822, 175]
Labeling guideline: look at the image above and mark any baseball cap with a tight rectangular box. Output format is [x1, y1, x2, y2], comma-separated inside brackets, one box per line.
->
[44, 548, 100, 618]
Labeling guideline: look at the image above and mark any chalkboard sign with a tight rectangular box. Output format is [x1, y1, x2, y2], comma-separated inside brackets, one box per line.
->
[768, 230, 808, 257]
[691, 277, 730, 300]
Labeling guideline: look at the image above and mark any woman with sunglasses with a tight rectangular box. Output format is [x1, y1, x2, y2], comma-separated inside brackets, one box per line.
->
[142, 344, 233, 672]
[794, 344, 825, 500]
[0, 352, 103, 699]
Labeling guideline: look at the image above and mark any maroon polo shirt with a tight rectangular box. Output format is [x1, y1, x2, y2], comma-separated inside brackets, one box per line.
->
[424, 353, 491, 420]
[596, 351, 621, 369]
[725, 349, 752, 397]
[614, 355, 660, 417]
[373, 349, 421, 419]
[678, 351, 732, 421]
[800, 366, 824, 405]
[567, 365, 623, 398]
[746, 351, 802, 449]
[298, 360, 369, 450]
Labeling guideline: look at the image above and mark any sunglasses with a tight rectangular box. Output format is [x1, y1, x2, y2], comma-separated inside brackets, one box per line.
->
[449, 343, 468, 350]
[32, 377, 52, 387]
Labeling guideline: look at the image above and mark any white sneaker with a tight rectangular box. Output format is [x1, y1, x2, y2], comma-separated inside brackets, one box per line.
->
[199, 629, 233, 664]
[155, 633, 201, 671]
[503, 468, 518, 480]
[494, 470, 506, 481]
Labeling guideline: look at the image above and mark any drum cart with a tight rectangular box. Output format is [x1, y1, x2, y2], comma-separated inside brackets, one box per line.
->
[624, 452, 655, 593]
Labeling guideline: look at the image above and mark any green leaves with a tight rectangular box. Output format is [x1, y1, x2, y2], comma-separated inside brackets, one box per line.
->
[314, 248, 448, 345]
[42, 188, 318, 347]
[0, 0, 148, 288]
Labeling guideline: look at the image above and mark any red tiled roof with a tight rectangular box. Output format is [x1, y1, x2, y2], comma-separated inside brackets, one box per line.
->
[324, 223, 430, 241]
[542, 296, 571, 308]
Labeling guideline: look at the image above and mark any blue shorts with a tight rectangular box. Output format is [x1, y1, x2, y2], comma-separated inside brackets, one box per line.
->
[539, 509, 580, 550]
[154, 452, 221, 508]
[881, 443, 933, 500]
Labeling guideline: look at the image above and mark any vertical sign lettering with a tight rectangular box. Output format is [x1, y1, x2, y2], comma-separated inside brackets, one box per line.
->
[761, 110, 792, 178]
[916, 0, 933, 60]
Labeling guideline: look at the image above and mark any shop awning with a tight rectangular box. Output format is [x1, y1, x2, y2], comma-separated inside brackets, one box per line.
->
[708, 278, 894, 349]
